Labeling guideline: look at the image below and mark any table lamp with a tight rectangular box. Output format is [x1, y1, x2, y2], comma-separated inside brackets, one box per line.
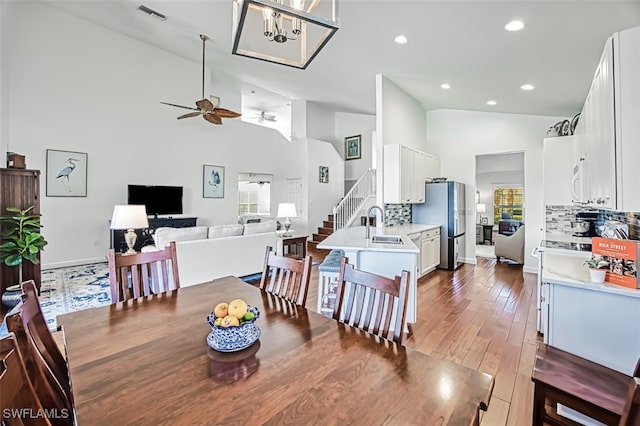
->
[476, 203, 486, 224]
[110, 205, 149, 255]
[277, 203, 297, 237]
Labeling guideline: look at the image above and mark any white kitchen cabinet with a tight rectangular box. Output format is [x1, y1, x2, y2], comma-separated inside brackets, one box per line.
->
[573, 25, 640, 211]
[545, 279, 640, 375]
[424, 153, 441, 180]
[543, 136, 576, 206]
[384, 144, 431, 204]
[420, 228, 440, 276]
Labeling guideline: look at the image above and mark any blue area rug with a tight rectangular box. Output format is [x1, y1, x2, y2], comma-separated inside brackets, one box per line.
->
[1, 262, 111, 335]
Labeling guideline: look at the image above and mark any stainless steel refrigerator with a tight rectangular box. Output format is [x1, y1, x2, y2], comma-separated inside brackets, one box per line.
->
[412, 181, 466, 270]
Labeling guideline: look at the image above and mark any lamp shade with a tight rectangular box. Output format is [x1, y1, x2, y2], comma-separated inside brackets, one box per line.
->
[476, 203, 486, 214]
[277, 203, 297, 218]
[110, 205, 149, 230]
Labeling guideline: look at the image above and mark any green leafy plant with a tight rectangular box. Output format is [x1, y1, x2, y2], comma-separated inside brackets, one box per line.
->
[583, 256, 609, 270]
[0, 205, 48, 283]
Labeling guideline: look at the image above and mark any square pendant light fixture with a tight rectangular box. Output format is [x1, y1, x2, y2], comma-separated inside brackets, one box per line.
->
[232, 0, 339, 69]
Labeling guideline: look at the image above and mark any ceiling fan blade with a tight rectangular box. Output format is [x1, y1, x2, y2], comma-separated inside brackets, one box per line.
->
[195, 98, 215, 111]
[177, 112, 202, 120]
[161, 101, 199, 111]
[214, 108, 242, 118]
[203, 113, 222, 125]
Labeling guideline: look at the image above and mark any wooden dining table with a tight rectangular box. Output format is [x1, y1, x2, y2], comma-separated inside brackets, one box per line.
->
[58, 276, 494, 425]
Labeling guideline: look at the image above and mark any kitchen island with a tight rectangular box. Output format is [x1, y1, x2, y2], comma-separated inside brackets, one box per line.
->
[318, 225, 440, 324]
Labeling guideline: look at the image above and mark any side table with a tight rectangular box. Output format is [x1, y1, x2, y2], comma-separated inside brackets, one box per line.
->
[277, 235, 308, 259]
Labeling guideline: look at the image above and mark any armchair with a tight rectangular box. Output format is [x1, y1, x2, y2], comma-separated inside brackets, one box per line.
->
[495, 225, 525, 264]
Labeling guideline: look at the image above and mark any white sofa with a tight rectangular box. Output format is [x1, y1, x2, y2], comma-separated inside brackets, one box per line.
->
[142, 221, 278, 287]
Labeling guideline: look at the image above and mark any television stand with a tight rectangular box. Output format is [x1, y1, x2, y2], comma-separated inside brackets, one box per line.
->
[110, 216, 197, 253]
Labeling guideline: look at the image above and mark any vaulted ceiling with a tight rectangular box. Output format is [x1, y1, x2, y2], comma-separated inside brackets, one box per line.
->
[43, 0, 640, 120]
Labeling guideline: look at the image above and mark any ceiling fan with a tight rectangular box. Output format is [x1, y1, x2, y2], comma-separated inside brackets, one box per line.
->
[161, 35, 240, 125]
[248, 111, 277, 123]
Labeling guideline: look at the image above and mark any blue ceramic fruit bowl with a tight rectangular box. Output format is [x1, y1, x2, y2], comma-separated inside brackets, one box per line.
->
[206, 306, 260, 352]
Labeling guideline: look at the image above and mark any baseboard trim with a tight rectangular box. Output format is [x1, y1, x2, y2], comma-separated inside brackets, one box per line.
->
[43, 257, 107, 270]
[462, 257, 478, 265]
[523, 266, 537, 274]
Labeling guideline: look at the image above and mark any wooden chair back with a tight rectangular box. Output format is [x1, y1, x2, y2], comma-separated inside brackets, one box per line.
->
[6, 314, 73, 425]
[259, 246, 312, 306]
[108, 241, 180, 303]
[620, 377, 640, 426]
[0, 336, 52, 426]
[19, 280, 71, 402]
[332, 257, 410, 345]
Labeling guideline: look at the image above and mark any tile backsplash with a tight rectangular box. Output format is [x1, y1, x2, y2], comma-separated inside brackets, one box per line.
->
[546, 205, 639, 240]
[384, 203, 412, 226]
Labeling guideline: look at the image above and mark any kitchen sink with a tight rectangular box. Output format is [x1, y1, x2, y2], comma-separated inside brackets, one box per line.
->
[371, 235, 403, 244]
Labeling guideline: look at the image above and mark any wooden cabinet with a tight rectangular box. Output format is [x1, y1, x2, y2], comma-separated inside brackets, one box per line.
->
[110, 217, 197, 253]
[384, 144, 438, 204]
[574, 26, 640, 210]
[0, 168, 41, 294]
[419, 228, 440, 276]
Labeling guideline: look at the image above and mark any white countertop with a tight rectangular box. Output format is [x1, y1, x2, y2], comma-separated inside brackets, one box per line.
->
[318, 226, 423, 253]
[385, 224, 441, 236]
[543, 268, 640, 299]
[544, 232, 592, 244]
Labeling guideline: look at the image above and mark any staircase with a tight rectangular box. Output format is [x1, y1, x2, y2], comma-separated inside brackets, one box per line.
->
[307, 214, 334, 254]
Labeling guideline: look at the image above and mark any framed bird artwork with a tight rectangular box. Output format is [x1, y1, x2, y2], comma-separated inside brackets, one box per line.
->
[46, 149, 88, 197]
[203, 164, 224, 198]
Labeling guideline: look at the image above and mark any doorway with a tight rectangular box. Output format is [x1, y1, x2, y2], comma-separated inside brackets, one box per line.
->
[474, 152, 524, 259]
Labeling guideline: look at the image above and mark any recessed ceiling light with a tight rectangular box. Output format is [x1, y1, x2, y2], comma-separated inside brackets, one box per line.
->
[505, 20, 524, 31]
[250, 90, 256, 95]
[520, 84, 535, 91]
[440, 83, 451, 90]
[394, 35, 408, 45]
[486, 100, 497, 106]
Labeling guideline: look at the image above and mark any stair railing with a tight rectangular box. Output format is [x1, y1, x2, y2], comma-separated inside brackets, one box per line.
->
[333, 168, 376, 231]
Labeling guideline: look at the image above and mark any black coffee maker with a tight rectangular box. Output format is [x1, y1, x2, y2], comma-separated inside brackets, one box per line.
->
[572, 212, 598, 237]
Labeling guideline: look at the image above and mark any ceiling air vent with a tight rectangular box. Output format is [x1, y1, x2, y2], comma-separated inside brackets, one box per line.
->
[137, 5, 167, 21]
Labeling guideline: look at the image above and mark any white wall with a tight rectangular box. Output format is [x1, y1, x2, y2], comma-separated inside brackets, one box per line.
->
[0, 0, 8, 167]
[5, 2, 342, 268]
[305, 101, 336, 143]
[334, 112, 375, 182]
[306, 138, 345, 235]
[375, 75, 427, 151]
[427, 109, 564, 273]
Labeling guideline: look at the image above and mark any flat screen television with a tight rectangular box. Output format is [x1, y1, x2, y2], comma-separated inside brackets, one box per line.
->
[127, 185, 183, 216]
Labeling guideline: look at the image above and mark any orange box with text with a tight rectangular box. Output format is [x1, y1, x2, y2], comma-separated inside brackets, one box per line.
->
[591, 237, 639, 289]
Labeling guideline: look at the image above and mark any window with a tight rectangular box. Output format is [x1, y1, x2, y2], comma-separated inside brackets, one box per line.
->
[238, 173, 272, 216]
[493, 187, 524, 223]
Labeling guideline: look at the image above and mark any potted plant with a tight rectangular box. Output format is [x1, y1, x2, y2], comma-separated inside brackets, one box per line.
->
[0, 205, 48, 286]
[583, 256, 609, 283]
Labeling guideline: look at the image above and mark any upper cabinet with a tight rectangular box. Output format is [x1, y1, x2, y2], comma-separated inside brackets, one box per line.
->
[543, 136, 576, 206]
[574, 26, 640, 211]
[383, 144, 440, 204]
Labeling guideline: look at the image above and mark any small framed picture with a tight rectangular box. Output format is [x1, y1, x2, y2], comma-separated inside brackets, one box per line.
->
[481, 217, 489, 225]
[46, 149, 88, 197]
[203, 164, 225, 198]
[344, 135, 361, 160]
[319, 166, 329, 183]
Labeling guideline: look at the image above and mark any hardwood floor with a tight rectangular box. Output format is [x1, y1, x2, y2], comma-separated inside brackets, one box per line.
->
[303, 248, 540, 425]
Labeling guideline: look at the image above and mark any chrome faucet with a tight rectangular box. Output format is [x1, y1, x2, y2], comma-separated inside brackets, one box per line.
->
[365, 205, 385, 239]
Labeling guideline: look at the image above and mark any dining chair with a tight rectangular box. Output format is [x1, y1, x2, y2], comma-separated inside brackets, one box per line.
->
[0, 335, 53, 426]
[108, 241, 180, 303]
[332, 257, 410, 345]
[18, 280, 72, 403]
[6, 313, 74, 425]
[259, 245, 312, 306]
